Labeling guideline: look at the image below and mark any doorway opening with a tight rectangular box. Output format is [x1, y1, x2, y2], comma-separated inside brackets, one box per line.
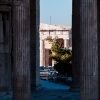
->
[40, 0, 72, 90]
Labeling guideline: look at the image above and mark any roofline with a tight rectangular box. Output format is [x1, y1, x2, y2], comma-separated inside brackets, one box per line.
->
[40, 30, 70, 32]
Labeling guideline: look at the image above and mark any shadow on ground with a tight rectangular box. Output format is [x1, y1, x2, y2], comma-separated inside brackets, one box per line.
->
[0, 80, 80, 100]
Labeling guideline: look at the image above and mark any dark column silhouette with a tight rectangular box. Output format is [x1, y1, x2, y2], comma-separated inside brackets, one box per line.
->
[30, 0, 41, 90]
[71, 0, 80, 91]
[79, 0, 99, 100]
[97, 0, 100, 99]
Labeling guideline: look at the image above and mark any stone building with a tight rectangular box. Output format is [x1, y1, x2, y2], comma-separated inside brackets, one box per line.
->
[39, 23, 72, 67]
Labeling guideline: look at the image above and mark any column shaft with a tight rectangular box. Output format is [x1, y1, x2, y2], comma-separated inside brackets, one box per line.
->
[30, 0, 41, 90]
[97, 0, 100, 99]
[80, 0, 99, 100]
[40, 39, 44, 66]
[71, 0, 80, 91]
[13, 1, 30, 100]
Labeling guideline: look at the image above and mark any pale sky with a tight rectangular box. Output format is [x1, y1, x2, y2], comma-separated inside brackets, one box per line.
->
[40, 0, 72, 27]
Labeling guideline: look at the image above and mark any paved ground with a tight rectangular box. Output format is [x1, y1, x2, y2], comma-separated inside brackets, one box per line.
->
[40, 80, 70, 90]
[0, 80, 80, 100]
[32, 89, 80, 100]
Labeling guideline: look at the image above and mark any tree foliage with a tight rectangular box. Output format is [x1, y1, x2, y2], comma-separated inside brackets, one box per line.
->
[50, 38, 72, 76]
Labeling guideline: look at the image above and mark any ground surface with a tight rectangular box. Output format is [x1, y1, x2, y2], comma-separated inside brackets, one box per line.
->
[0, 80, 80, 100]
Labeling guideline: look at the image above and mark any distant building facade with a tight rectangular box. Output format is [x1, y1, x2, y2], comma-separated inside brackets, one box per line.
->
[40, 23, 72, 67]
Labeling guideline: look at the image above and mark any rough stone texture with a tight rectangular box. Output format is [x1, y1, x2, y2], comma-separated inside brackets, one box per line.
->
[79, 0, 99, 100]
[13, 0, 31, 100]
[71, 0, 80, 91]
[30, 0, 41, 90]
[0, 7, 12, 92]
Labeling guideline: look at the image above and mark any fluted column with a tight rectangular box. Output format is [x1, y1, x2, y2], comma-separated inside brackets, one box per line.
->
[71, 0, 80, 91]
[30, 0, 41, 90]
[13, 1, 30, 100]
[80, 0, 99, 100]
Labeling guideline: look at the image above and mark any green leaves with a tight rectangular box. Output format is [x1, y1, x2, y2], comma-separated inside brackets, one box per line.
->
[50, 38, 72, 76]
[51, 39, 72, 64]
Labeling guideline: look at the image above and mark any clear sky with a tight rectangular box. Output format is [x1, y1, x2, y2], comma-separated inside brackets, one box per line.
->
[40, 0, 72, 27]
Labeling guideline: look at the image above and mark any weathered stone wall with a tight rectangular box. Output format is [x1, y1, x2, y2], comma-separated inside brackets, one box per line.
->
[0, 7, 12, 91]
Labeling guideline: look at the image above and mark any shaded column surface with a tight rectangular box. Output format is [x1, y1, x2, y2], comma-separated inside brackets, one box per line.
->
[71, 0, 80, 91]
[0, 7, 12, 91]
[97, 1, 100, 99]
[13, 1, 30, 100]
[79, 0, 99, 100]
[30, 0, 41, 90]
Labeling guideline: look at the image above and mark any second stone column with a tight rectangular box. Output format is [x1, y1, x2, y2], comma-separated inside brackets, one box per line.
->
[80, 0, 99, 100]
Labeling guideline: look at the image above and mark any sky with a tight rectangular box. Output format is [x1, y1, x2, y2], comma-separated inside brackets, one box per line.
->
[40, 0, 72, 27]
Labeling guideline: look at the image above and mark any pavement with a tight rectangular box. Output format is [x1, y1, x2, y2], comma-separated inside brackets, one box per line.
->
[0, 80, 80, 100]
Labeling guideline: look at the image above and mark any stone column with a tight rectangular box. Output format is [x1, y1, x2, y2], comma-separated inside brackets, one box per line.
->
[71, 0, 80, 91]
[79, 0, 99, 100]
[64, 39, 67, 48]
[30, 0, 41, 90]
[97, 1, 100, 99]
[40, 39, 44, 66]
[13, 1, 30, 100]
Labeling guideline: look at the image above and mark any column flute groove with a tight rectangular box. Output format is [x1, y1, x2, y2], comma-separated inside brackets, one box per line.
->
[13, 1, 30, 100]
[80, 0, 99, 100]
